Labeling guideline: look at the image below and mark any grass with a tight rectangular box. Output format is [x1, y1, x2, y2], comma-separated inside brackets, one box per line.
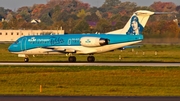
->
[1, 44, 180, 96]
[0, 66, 180, 96]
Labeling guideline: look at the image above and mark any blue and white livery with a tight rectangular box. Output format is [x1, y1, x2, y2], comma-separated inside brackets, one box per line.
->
[8, 10, 166, 62]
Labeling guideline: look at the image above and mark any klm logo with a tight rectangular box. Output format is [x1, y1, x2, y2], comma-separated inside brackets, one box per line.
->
[85, 39, 91, 43]
[28, 37, 36, 42]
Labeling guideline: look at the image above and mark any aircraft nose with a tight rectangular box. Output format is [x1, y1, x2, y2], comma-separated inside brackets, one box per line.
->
[8, 45, 14, 52]
[8, 46, 12, 52]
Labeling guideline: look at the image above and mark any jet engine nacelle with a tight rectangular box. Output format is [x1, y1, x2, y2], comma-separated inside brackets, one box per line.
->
[80, 37, 109, 47]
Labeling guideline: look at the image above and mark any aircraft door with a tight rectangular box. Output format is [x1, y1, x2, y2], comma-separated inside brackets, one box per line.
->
[21, 37, 27, 51]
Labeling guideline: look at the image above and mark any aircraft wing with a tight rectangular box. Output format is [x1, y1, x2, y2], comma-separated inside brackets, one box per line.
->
[42, 47, 76, 53]
[42, 46, 97, 54]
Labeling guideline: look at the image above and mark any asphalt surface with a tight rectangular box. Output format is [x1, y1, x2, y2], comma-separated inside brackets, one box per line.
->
[1, 62, 180, 66]
[0, 96, 180, 101]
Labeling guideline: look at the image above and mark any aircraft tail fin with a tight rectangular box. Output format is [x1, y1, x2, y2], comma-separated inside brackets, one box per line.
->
[106, 10, 171, 35]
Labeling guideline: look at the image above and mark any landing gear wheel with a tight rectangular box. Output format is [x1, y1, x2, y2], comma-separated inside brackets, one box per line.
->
[87, 56, 95, 62]
[24, 58, 29, 62]
[68, 56, 76, 62]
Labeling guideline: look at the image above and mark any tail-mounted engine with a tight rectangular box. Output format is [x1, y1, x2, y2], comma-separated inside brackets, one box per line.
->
[80, 37, 109, 47]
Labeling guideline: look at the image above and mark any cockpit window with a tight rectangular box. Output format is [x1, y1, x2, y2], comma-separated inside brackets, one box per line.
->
[14, 41, 19, 44]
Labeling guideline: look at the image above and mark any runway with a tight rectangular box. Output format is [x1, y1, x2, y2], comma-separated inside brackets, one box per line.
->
[0, 96, 180, 101]
[0, 62, 180, 66]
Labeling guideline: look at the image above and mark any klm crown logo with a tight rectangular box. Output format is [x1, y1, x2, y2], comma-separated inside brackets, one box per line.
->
[85, 39, 91, 43]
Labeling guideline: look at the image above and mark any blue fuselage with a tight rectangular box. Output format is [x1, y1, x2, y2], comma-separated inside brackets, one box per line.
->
[8, 34, 143, 53]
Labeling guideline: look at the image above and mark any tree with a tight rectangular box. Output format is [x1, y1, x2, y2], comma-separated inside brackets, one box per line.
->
[96, 10, 102, 19]
[31, 4, 47, 19]
[51, 20, 64, 30]
[2, 22, 9, 29]
[77, 9, 86, 18]
[95, 18, 112, 33]
[100, 0, 121, 14]
[64, 18, 76, 33]
[0, 22, 3, 29]
[150, 1, 176, 12]
[72, 19, 90, 33]
[85, 13, 99, 22]
[17, 6, 31, 22]
[176, 5, 180, 12]
[0, 7, 6, 21]
[6, 12, 14, 22]
[40, 13, 53, 26]
[110, 14, 123, 29]
[118, 1, 137, 14]
[101, 0, 121, 9]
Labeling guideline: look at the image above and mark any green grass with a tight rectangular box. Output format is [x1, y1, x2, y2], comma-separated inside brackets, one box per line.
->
[1, 44, 180, 96]
[1, 43, 180, 62]
[0, 66, 180, 96]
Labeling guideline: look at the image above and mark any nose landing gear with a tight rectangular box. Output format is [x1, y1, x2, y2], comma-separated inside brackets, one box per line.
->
[24, 57, 29, 62]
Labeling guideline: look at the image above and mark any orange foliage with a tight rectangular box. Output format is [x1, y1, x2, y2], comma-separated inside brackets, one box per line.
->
[119, 10, 127, 16]
[47, 0, 90, 11]
[150, 1, 176, 12]
[0, 22, 3, 29]
[107, 12, 112, 19]
[31, 4, 47, 18]
[145, 21, 179, 38]
[16, 14, 22, 20]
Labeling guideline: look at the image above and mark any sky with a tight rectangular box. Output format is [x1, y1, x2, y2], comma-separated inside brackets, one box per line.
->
[0, 0, 179, 11]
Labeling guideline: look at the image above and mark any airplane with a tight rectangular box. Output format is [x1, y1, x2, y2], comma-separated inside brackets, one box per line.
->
[8, 10, 170, 62]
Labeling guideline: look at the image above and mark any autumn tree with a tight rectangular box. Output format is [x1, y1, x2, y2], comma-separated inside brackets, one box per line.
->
[31, 4, 47, 19]
[40, 13, 53, 26]
[101, 0, 121, 11]
[17, 6, 31, 22]
[0, 22, 3, 29]
[51, 20, 64, 30]
[144, 20, 180, 39]
[64, 18, 76, 33]
[118, 1, 137, 14]
[0, 7, 7, 20]
[72, 19, 90, 33]
[47, 0, 90, 13]
[95, 18, 112, 33]
[150, 1, 176, 12]
[85, 13, 99, 22]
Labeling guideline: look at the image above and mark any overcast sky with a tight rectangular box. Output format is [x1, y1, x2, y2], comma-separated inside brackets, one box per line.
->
[0, 0, 180, 11]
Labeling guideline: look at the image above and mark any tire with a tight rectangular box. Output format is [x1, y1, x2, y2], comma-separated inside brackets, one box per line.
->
[87, 56, 95, 62]
[68, 56, 76, 62]
[24, 58, 29, 62]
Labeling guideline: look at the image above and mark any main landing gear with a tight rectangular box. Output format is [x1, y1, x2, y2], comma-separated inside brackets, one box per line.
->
[67, 53, 95, 62]
[87, 56, 95, 62]
[24, 57, 29, 62]
[68, 56, 95, 62]
[68, 56, 76, 62]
